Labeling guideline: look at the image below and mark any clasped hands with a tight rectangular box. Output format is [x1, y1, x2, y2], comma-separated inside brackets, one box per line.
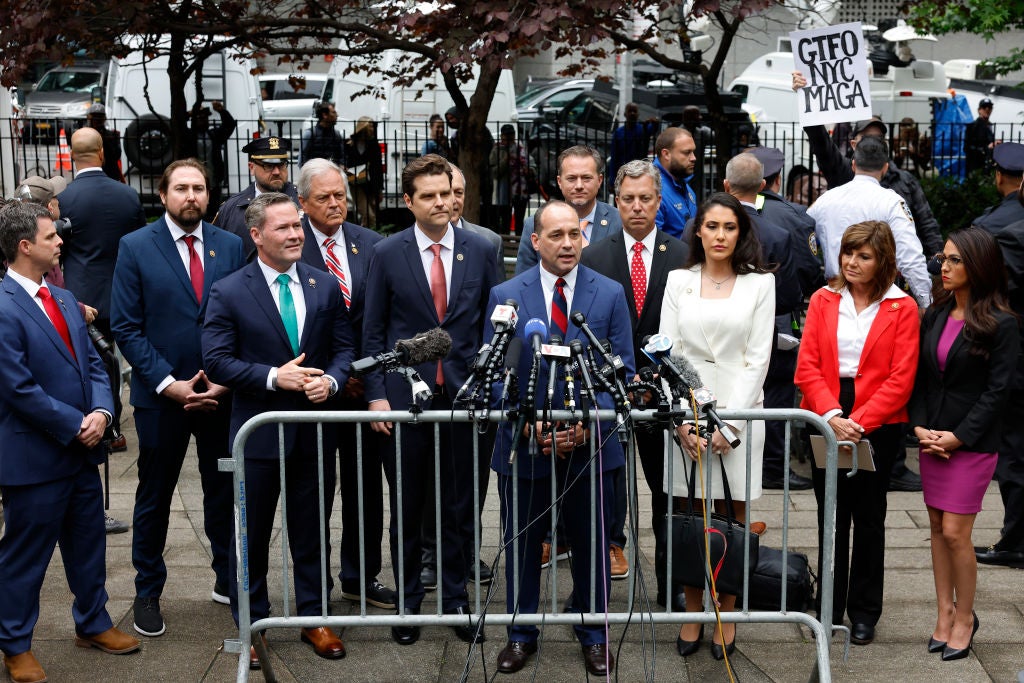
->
[674, 422, 732, 461]
[914, 426, 962, 460]
[828, 415, 864, 453]
[277, 353, 331, 403]
[530, 420, 588, 458]
[162, 369, 230, 412]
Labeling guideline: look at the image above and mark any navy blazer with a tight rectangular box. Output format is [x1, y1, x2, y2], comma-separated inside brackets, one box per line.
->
[111, 217, 246, 409]
[487, 264, 635, 480]
[581, 229, 689, 370]
[0, 277, 113, 485]
[202, 260, 355, 459]
[213, 181, 301, 260]
[59, 170, 147, 319]
[299, 217, 382, 355]
[362, 225, 500, 403]
[908, 304, 1020, 453]
[515, 201, 622, 275]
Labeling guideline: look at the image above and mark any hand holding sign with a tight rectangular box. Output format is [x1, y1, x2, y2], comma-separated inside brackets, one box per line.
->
[790, 22, 872, 127]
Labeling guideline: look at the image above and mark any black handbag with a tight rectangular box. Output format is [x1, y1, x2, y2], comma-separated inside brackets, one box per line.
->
[741, 546, 816, 612]
[656, 457, 760, 596]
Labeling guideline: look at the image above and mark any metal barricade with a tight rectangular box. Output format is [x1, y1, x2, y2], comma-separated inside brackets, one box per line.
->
[219, 407, 842, 682]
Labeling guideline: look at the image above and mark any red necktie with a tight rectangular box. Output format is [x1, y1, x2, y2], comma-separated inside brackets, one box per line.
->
[429, 244, 447, 386]
[551, 277, 568, 337]
[631, 241, 647, 315]
[38, 286, 77, 360]
[182, 235, 204, 303]
[323, 237, 351, 309]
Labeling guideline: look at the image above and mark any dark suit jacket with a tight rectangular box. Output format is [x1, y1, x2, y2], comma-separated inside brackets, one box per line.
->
[580, 229, 689, 369]
[0, 277, 113, 485]
[758, 189, 824, 296]
[486, 264, 635, 479]
[213, 181, 301, 260]
[111, 217, 246, 410]
[742, 205, 802, 316]
[59, 169, 147, 319]
[908, 304, 1019, 453]
[202, 260, 355, 459]
[458, 219, 503, 265]
[515, 201, 622, 275]
[362, 225, 500, 403]
[300, 217, 382, 356]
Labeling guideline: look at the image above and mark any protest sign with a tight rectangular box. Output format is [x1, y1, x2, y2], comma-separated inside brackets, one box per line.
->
[790, 22, 872, 127]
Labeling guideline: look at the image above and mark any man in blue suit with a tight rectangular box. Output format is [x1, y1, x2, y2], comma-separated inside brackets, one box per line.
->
[0, 203, 140, 683]
[296, 158, 396, 610]
[363, 154, 500, 646]
[515, 145, 622, 274]
[203, 192, 354, 665]
[111, 159, 246, 638]
[489, 200, 634, 677]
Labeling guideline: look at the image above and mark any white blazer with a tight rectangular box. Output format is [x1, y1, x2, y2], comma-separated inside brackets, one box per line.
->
[658, 265, 776, 500]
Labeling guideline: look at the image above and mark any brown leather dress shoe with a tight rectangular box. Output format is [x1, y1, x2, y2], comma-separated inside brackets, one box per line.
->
[108, 434, 128, 452]
[300, 626, 346, 659]
[74, 627, 141, 654]
[581, 643, 614, 676]
[749, 521, 768, 537]
[3, 651, 47, 683]
[496, 640, 537, 673]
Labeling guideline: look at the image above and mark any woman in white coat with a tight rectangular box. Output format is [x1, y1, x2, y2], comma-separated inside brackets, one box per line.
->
[659, 192, 776, 660]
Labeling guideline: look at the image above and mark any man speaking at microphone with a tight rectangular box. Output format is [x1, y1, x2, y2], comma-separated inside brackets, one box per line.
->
[581, 159, 688, 603]
[362, 155, 500, 645]
[486, 200, 634, 676]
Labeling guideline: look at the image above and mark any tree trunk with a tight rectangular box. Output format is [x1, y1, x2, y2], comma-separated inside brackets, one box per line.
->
[456, 63, 501, 225]
[168, 32, 193, 161]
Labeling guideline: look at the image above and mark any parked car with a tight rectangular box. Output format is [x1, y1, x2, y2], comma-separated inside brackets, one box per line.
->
[22, 60, 108, 143]
[516, 78, 595, 126]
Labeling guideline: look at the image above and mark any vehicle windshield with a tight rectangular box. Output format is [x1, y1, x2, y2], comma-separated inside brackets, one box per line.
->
[36, 70, 101, 93]
[262, 76, 325, 101]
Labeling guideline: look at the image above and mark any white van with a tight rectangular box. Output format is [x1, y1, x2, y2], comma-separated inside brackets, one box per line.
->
[106, 46, 264, 208]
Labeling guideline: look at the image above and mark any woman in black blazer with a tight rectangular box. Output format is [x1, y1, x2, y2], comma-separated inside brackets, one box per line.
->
[909, 227, 1019, 661]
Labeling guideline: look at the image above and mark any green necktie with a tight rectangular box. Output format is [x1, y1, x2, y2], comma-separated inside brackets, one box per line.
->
[276, 273, 300, 355]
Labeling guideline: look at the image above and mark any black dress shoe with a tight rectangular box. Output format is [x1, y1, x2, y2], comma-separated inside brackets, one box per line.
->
[581, 643, 614, 676]
[763, 471, 813, 490]
[497, 640, 537, 673]
[341, 579, 397, 609]
[941, 612, 979, 661]
[391, 607, 420, 645]
[468, 559, 493, 585]
[420, 565, 437, 591]
[677, 625, 704, 657]
[888, 470, 923, 492]
[975, 546, 1024, 568]
[850, 622, 875, 645]
[446, 606, 485, 643]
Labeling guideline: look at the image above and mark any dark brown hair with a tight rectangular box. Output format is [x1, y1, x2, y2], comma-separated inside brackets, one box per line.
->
[830, 220, 898, 303]
[685, 192, 767, 275]
[158, 158, 209, 195]
[401, 153, 452, 198]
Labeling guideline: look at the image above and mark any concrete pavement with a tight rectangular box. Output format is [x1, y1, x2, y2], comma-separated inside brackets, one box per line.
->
[13, 407, 1024, 682]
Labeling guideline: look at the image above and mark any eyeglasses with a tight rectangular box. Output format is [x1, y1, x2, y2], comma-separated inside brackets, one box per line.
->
[251, 160, 285, 171]
[934, 253, 964, 267]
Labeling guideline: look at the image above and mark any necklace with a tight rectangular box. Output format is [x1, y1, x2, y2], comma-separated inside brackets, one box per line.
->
[703, 272, 735, 290]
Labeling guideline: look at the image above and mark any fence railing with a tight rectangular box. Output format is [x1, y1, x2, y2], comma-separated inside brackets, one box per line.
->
[220, 407, 845, 683]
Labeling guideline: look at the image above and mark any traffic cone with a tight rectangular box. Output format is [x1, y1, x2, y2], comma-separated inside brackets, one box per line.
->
[55, 129, 72, 171]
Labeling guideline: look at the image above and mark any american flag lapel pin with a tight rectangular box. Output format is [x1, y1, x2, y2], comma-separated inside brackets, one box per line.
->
[308, 277, 317, 288]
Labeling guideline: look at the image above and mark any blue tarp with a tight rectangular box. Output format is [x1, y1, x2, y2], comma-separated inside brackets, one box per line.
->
[932, 94, 973, 179]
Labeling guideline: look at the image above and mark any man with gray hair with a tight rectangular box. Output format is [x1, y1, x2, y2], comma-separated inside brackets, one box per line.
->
[581, 159, 688, 602]
[807, 137, 931, 308]
[294, 158, 397, 611]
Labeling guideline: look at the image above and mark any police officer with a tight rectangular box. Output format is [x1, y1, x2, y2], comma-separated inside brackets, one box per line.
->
[213, 136, 300, 260]
[973, 143, 1024, 236]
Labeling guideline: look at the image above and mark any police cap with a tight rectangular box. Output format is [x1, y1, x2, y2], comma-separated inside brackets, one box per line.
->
[241, 136, 291, 164]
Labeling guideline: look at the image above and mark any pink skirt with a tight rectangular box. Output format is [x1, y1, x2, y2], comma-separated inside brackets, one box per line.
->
[919, 448, 997, 515]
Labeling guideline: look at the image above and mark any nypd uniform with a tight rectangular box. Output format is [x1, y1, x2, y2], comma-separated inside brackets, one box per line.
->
[212, 136, 300, 260]
[807, 174, 931, 308]
[973, 143, 1024, 236]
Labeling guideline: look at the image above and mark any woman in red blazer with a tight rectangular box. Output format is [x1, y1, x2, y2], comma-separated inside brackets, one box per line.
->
[795, 220, 920, 646]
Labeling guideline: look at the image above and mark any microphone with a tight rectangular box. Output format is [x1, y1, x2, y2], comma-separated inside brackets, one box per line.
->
[641, 333, 693, 394]
[500, 336, 523, 404]
[351, 328, 452, 376]
[523, 318, 547, 423]
[570, 312, 625, 378]
[569, 339, 597, 406]
[669, 349, 741, 449]
[571, 313, 630, 435]
[457, 301, 519, 399]
[543, 334, 567, 428]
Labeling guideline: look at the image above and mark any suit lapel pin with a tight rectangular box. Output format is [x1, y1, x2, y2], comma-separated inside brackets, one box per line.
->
[600, 219, 608, 226]
[686, 288, 693, 294]
[658, 244, 667, 252]
[209, 250, 216, 257]
[351, 246, 358, 255]
[308, 278, 317, 288]
[890, 302, 899, 310]
[456, 253, 464, 261]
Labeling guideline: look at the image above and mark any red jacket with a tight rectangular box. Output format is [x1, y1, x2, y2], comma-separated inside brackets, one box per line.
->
[795, 287, 920, 433]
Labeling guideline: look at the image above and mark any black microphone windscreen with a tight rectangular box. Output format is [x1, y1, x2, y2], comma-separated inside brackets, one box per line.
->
[504, 336, 523, 371]
[570, 311, 586, 326]
[395, 328, 452, 365]
[670, 350, 703, 390]
[505, 298, 519, 310]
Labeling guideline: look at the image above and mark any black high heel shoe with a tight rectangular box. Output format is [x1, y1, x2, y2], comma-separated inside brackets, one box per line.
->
[710, 625, 736, 661]
[927, 637, 945, 653]
[941, 612, 979, 661]
[677, 624, 704, 657]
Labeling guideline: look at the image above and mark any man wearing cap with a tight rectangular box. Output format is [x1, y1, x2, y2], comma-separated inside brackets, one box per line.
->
[59, 127, 147, 459]
[214, 136, 300, 260]
[965, 98, 996, 174]
[986, 175, 1024, 568]
[790, 73, 945, 266]
[972, 143, 1024, 235]
[81, 104, 124, 183]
